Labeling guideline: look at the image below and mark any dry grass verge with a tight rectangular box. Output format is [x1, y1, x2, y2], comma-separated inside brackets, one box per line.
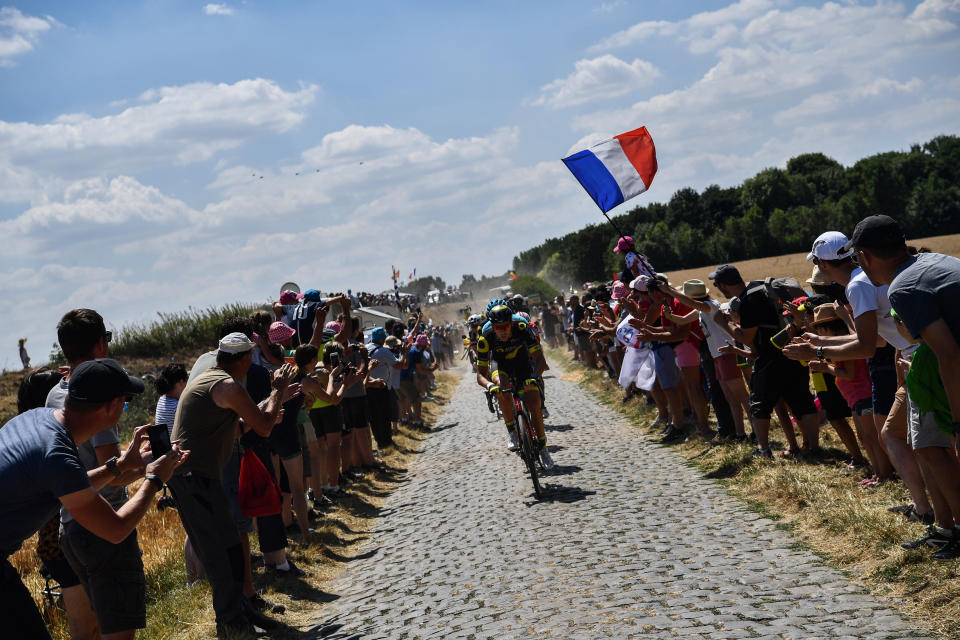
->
[546, 347, 958, 639]
[12, 370, 460, 640]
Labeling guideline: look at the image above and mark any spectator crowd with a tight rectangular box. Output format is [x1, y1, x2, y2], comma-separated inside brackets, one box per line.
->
[2, 211, 959, 640]
[535, 214, 960, 564]
[1, 290, 460, 639]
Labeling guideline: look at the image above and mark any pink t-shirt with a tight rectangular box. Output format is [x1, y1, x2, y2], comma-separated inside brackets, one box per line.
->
[834, 359, 872, 408]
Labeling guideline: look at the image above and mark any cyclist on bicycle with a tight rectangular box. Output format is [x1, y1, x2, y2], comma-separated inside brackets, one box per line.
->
[476, 302, 553, 469]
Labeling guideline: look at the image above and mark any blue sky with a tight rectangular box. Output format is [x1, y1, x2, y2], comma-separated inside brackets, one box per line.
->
[1, 0, 959, 369]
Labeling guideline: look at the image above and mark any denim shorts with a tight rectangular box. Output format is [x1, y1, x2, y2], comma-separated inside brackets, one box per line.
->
[652, 343, 680, 390]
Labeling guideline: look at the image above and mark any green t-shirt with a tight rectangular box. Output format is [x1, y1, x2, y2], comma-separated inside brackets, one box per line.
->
[905, 343, 954, 435]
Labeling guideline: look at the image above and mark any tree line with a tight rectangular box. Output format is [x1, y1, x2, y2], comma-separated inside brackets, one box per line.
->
[512, 135, 960, 288]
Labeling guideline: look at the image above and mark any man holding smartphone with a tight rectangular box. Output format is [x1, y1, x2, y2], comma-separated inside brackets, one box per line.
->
[45, 309, 149, 640]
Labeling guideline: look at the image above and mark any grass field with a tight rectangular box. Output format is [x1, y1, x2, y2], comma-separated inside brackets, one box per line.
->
[546, 347, 958, 639]
[662, 233, 960, 287]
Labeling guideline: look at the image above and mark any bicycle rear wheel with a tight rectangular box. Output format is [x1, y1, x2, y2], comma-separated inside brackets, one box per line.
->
[516, 410, 543, 500]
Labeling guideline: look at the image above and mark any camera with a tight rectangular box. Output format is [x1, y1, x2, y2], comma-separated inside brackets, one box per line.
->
[329, 352, 340, 368]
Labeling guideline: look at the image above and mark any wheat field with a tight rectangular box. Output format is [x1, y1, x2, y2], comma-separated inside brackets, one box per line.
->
[661, 233, 960, 288]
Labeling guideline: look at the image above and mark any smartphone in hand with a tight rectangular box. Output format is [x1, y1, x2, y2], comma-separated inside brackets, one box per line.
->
[148, 424, 172, 458]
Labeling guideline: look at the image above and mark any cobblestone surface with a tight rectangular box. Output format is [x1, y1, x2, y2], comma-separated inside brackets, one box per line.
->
[306, 362, 933, 639]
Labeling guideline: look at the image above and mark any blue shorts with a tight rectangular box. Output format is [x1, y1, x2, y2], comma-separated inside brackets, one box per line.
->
[653, 343, 680, 390]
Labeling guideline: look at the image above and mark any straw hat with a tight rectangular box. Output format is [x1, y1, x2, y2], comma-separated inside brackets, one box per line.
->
[806, 265, 829, 285]
[811, 303, 840, 326]
[681, 279, 709, 299]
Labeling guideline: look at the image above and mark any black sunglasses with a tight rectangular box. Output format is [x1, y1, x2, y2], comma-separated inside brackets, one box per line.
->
[103, 331, 112, 343]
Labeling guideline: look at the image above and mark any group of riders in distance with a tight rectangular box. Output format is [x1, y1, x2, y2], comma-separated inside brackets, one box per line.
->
[463, 295, 555, 496]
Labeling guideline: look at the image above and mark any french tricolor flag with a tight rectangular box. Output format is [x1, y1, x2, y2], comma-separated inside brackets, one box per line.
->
[562, 126, 657, 213]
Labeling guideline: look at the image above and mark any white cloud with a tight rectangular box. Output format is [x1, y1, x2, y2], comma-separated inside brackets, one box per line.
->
[594, 0, 626, 14]
[0, 78, 317, 202]
[0, 7, 56, 67]
[590, 0, 773, 53]
[203, 4, 234, 16]
[532, 55, 660, 109]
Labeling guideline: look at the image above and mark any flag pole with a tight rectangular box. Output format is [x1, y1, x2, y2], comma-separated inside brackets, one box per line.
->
[601, 211, 630, 247]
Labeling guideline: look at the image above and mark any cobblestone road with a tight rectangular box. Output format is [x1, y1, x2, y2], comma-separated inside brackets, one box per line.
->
[306, 362, 933, 639]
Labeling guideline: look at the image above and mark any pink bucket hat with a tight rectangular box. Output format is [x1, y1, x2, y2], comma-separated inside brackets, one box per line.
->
[268, 321, 296, 343]
[611, 281, 628, 300]
[324, 321, 341, 332]
[415, 334, 429, 349]
[613, 236, 634, 253]
[279, 290, 301, 305]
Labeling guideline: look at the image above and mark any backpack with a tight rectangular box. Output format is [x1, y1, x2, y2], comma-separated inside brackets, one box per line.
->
[238, 449, 282, 517]
[742, 277, 807, 330]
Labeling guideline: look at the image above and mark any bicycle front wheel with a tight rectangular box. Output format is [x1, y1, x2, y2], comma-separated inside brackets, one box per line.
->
[516, 410, 543, 500]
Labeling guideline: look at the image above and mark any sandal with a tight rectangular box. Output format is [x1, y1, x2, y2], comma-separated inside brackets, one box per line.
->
[859, 475, 880, 488]
[779, 448, 799, 458]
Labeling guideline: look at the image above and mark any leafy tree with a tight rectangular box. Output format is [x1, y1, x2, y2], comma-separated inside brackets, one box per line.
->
[537, 251, 573, 290]
[510, 274, 560, 301]
[509, 134, 958, 278]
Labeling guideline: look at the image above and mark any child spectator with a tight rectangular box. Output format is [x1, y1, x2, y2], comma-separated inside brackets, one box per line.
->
[808, 303, 886, 482]
[155, 363, 188, 437]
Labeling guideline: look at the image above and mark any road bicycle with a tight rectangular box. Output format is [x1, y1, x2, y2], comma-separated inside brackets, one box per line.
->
[499, 377, 544, 500]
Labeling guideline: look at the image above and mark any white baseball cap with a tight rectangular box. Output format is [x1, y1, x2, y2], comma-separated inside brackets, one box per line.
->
[218, 332, 256, 354]
[807, 231, 854, 262]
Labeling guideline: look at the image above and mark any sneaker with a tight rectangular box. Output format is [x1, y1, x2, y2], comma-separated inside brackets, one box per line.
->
[750, 447, 773, 459]
[216, 618, 268, 639]
[900, 524, 952, 550]
[659, 425, 685, 444]
[731, 434, 749, 444]
[888, 503, 914, 516]
[506, 431, 519, 452]
[539, 448, 555, 470]
[312, 494, 335, 511]
[932, 530, 960, 561]
[266, 559, 306, 577]
[650, 416, 667, 431]
[248, 594, 285, 615]
[908, 508, 936, 526]
[542, 406, 550, 419]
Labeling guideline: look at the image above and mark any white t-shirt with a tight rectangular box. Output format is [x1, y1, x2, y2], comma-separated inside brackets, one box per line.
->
[845, 268, 913, 352]
[698, 299, 728, 359]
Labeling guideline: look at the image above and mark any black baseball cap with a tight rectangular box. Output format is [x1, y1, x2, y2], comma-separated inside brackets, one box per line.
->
[842, 215, 905, 253]
[68, 358, 145, 404]
[707, 264, 742, 285]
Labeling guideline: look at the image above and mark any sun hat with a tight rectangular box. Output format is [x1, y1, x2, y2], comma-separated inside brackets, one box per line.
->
[279, 290, 300, 305]
[611, 281, 628, 300]
[811, 303, 840, 326]
[807, 231, 854, 262]
[415, 334, 429, 349]
[68, 358, 145, 403]
[324, 321, 341, 332]
[268, 322, 296, 343]
[370, 327, 387, 343]
[385, 335, 402, 349]
[218, 332, 257, 354]
[681, 279, 709, 299]
[613, 236, 634, 253]
[806, 265, 829, 285]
